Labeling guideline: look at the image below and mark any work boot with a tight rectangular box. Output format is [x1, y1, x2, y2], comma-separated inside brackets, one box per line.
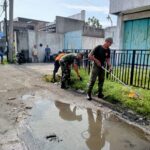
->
[98, 93, 104, 98]
[61, 82, 66, 89]
[61, 82, 69, 89]
[86, 92, 92, 101]
[61, 85, 68, 89]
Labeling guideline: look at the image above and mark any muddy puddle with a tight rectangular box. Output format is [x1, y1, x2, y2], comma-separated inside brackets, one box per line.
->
[19, 99, 150, 150]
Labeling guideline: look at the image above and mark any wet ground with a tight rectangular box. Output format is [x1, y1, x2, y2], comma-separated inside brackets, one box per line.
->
[19, 95, 150, 150]
[0, 64, 150, 150]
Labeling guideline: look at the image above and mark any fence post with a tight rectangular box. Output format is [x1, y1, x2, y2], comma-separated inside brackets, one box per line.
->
[130, 50, 136, 85]
[113, 50, 116, 66]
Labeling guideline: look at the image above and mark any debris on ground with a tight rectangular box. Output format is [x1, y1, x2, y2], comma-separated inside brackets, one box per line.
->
[46, 134, 63, 142]
[25, 106, 32, 109]
[8, 97, 16, 101]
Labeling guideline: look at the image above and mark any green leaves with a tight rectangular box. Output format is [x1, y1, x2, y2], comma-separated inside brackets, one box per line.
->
[86, 16, 102, 28]
[71, 68, 150, 118]
[43, 68, 150, 118]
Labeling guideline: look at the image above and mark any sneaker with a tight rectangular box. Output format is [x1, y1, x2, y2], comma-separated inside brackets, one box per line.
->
[86, 93, 92, 101]
[98, 93, 104, 98]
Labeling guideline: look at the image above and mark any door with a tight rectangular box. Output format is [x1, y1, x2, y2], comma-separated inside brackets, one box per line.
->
[123, 21, 133, 49]
[123, 18, 149, 50]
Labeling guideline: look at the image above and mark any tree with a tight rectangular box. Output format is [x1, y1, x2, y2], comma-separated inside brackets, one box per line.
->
[86, 16, 102, 28]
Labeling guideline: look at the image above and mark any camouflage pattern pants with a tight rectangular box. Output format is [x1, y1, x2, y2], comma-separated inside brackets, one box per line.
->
[60, 61, 71, 87]
[87, 63, 105, 94]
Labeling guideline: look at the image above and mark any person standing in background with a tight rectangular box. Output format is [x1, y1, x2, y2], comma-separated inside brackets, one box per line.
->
[32, 45, 38, 63]
[45, 45, 51, 62]
[0, 47, 4, 64]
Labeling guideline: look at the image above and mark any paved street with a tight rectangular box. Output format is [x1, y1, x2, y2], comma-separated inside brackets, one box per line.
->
[0, 64, 150, 150]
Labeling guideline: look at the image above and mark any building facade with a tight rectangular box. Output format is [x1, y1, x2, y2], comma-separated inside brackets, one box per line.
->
[0, 10, 106, 62]
[110, 0, 150, 49]
[13, 12, 104, 62]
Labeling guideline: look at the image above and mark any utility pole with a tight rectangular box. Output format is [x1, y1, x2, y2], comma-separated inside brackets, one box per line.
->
[8, 0, 14, 62]
[4, 0, 9, 61]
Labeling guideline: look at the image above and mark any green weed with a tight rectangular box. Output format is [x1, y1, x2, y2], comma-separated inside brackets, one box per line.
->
[44, 68, 150, 118]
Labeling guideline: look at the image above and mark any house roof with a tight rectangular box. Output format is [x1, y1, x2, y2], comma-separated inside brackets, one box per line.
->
[13, 17, 49, 24]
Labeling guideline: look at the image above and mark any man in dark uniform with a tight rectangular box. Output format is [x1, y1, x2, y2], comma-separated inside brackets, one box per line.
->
[59, 53, 83, 89]
[87, 37, 113, 100]
[44, 45, 51, 62]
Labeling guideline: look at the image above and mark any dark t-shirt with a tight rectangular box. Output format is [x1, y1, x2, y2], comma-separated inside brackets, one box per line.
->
[45, 48, 51, 55]
[91, 45, 110, 65]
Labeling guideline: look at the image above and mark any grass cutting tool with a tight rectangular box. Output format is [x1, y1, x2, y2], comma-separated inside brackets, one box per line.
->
[101, 66, 140, 99]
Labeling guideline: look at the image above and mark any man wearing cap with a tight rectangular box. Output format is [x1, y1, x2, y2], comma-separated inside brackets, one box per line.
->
[86, 37, 113, 100]
[60, 53, 83, 89]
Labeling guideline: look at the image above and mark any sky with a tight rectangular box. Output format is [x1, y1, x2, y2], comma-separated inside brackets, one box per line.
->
[0, 0, 117, 28]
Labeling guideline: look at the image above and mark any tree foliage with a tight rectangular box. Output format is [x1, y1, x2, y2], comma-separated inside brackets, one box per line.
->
[86, 16, 102, 28]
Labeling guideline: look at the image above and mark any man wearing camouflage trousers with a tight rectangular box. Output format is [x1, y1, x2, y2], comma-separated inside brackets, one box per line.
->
[53, 51, 65, 82]
[59, 53, 83, 89]
[86, 37, 113, 100]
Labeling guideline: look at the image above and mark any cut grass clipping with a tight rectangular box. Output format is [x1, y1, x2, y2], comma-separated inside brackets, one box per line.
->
[43, 68, 150, 118]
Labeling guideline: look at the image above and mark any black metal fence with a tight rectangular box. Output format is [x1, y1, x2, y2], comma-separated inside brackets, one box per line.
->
[110, 50, 150, 89]
[63, 49, 150, 90]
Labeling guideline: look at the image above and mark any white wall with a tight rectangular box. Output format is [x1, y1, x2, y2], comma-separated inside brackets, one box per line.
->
[17, 30, 28, 52]
[28, 30, 36, 59]
[82, 35, 118, 50]
[110, 0, 150, 14]
[113, 10, 150, 49]
[68, 10, 85, 21]
[28, 30, 64, 62]
[104, 26, 119, 49]
[82, 36, 104, 49]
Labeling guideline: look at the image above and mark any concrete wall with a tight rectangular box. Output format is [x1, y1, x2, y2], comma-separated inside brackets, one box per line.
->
[56, 16, 84, 34]
[68, 10, 85, 21]
[110, 0, 150, 14]
[64, 30, 82, 49]
[82, 36, 104, 49]
[28, 30, 36, 59]
[113, 10, 150, 49]
[16, 30, 29, 52]
[104, 26, 119, 49]
[28, 30, 64, 62]
[82, 26, 104, 38]
[116, 15, 124, 49]
[123, 10, 150, 21]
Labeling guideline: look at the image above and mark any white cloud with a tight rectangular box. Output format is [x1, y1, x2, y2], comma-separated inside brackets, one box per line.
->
[62, 3, 109, 14]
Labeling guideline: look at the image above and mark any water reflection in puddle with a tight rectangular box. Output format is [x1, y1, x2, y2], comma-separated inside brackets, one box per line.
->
[20, 100, 150, 150]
